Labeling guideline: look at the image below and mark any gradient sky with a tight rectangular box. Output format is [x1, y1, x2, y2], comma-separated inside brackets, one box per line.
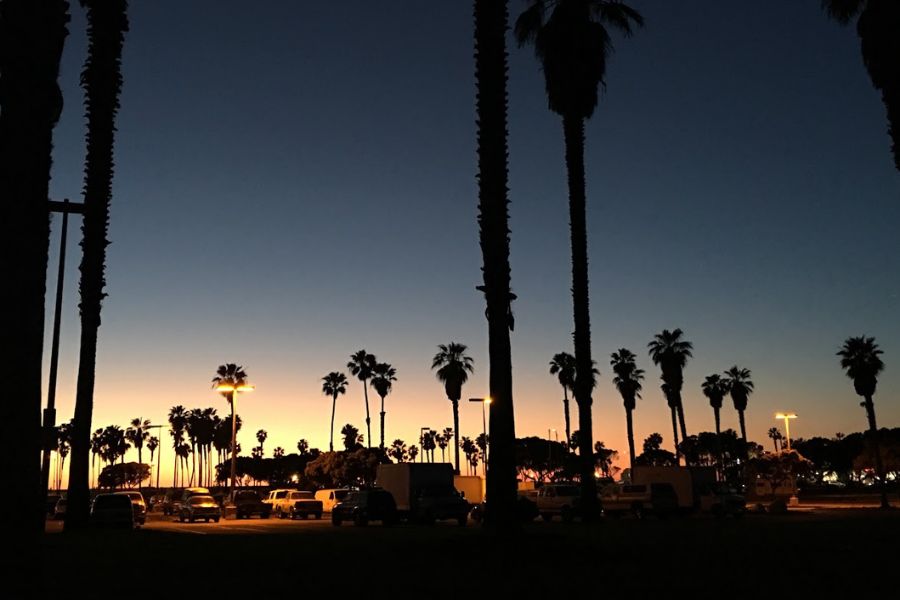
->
[45, 1, 899, 486]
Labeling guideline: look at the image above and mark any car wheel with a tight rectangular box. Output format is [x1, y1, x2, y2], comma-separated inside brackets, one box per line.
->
[179, 515, 185, 523]
[262, 512, 270, 519]
[214, 517, 220, 523]
[189, 517, 195, 523]
[457, 515, 467, 527]
[541, 513, 552, 522]
[354, 513, 368, 527]
[561, 506, 574, 523]
[315, 513, 322, 520]
[632, 504, 644, 520]
[332, 517, 342, 527]
[279, 509, 286, 519]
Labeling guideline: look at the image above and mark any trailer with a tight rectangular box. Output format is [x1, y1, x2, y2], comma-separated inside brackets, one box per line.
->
[376, 463, 471, 525]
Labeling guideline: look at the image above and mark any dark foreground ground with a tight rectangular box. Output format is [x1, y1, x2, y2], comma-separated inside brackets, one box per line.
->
[39, 508, 898, 598]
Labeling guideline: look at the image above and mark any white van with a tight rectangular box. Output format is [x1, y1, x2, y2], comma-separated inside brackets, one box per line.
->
[314, 488, 350, 512]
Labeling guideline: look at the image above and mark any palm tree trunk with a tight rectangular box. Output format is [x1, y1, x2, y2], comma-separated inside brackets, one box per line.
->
[363, 384, 372, 448]
[714, 406, 723, 477]
[562, 387, 571, 451]
[379, 393, 386, 450]
[329, 394, 337, 452]
[1, 0, 69, 543]
[626, 408, 635, 470]
[670, 406, 680, 458]
[452, 399, 461, 474]
[65, 0, 128, 531]
[863, 396, 889, 509]
[738, 409, 747, 443]
[562, 113, 598, 520]
[675, 394, 688, 447]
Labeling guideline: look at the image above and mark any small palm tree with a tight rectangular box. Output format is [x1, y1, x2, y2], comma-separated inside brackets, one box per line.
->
[701, 373, 729, 472]
[648, 329, 694, 455]
[370, 362, 397, 449]
[90, 428, 104, 488]
[549, 352, 576, 449]
[125, 418, 150, 487]
[348, 350, 377, 448]
[322, 372, 348, 452]
[341, 423, 363, 451]
[610, 348, 644, 469]
[273, 447, 285, 459]
[432, 342, 474, 474]
[837, 335, 889, 509]
[723, 366, 754, 443]
[389, 439, 408, 463]
[256, 429, 267, 457]
[297, 439, 309, 456]
[823, 0, 900, 171]
[516, 0, 643, 520]
[767, 427, 782, 452]
[408, 444, 419, 463]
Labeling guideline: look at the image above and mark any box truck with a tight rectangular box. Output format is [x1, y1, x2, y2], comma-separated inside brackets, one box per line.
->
[376, 463, 471, 525]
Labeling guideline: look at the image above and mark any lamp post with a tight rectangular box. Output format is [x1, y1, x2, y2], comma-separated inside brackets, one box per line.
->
[216, 383, 254, 500]
[548, 428, 558, 465]
[146, 424, 164, 490]
[775, 413, 797, 451]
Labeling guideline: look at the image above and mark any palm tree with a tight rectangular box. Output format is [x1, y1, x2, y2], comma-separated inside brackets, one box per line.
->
[389, 439, 408, 463]
[432, 342, 474, 474]
[370, 362, 397, 449]
[212, 363, 249, 489]
[347, 350, 377, 448]
[256, 429, 268, 457]
[767, 427, 782, 452]
[146, 436, 159, 486]
[297, 439, 310, 456]
[1, 0, 70, 534]
[723, 366, 754, 443]
[341, 424, 363, 451]
[408, 444, 419, 464]
[837, 335, 889, 509]
[125, 418, 150, 488]
[516, 0, 642, 520]
[322, 371, 348, 452]
[648, 329, 694, 455]
[273, 447, 285, 459]
[823, 1, 900, 171]
[701, 373, 729, 472]
[90, 428, 104, 489]
[610, 348, 644, 469]
[474, 0, 519, 529]
[55, 421, 73, 491]
[66, 0, 129, 531]
[168, 405, 187, 487]
[549, 352, 576, 448]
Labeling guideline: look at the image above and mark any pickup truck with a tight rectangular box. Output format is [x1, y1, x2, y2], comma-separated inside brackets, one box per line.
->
[233, 490, 272, 519]
[535, 484, 581, 522]
[264, 489, 323, 520]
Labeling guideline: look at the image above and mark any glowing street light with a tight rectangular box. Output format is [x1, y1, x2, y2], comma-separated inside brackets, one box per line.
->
[216, 383, 255, 497]
[775, 412, 797, 451]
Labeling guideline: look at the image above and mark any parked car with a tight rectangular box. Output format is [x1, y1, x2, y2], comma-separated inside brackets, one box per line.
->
[179, 495, 221, 523]
[233, 490, 272, 519]
[116, 491, 147, 525]
[264, 489, 323, 519]
[161, 495, 181, 516]
[535, 483, 581, 522]
[52, 497, 67, 520]
[314, 488, 350, 512]
[90, 493, 135, 529]
[148, 494, 167, 512]
[331, 489, 398, 527]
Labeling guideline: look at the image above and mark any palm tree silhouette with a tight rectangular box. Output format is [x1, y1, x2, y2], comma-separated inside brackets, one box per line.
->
[474, 0, 519, 528]
[212, 363, 249, 488]
[549, 352, 576, 448]
[649, 329, 694, 456]
[347, 350, 377, 448]
[66, 0, 129, 530]
[389, 439, 408, 463]
[823, 0, 900, 171]
[322, 371, 348, 452]
[297, 439, 309, 456]
[516, 0, 642, 519]
[90, 428, 104, 489]
[767, 427, 782, 452]
[256, 429, 268, 457]
[2, 0, 69, 532]
[723, 365, 754, 443]
[432, 342, 474, 474]
[837, 335, 889, 509]
[168, 405, 187, 487]
[610, 348, 644, 469]
[701, 373, 729, 471]
[125, 418, 150, 487]
[370, 362, 397, 449]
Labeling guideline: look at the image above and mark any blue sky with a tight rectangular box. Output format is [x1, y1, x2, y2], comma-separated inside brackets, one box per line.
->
[45, 1, 899, 483]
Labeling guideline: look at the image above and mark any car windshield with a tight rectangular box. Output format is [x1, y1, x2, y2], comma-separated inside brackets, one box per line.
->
[334, 490, 349, 501]
[343, 492, 359, 504]
[190, 496, 215, 505]
[94, 495, 130, 509]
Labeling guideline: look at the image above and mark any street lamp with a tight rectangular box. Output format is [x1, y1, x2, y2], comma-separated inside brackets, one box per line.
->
[468, 397, 491, 474]
[775, 413, 797, 451]
[216, 383, 255, 499]
[548, 428, 558, 465]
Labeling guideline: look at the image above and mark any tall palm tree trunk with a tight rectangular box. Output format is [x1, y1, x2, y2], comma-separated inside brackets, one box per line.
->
[562, 387, 571, 451]
[563, 113, 597, 518]
[863, 396, 889, 509]
[363, 385, 371, 448]
[738, 410, 747, 443]
[329, 395, 337, 452]
[475, 0, 518, 531]
[675, 395, 688, 445]
[66, 0, 128, 530]
[713, 406, 723, 478]
[670, 406, 680, 457]
[379, 395, 386, 450]
[452, 399, 461, 474]
[1, 0, 70, 541]
[625, 408, 635, 470]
